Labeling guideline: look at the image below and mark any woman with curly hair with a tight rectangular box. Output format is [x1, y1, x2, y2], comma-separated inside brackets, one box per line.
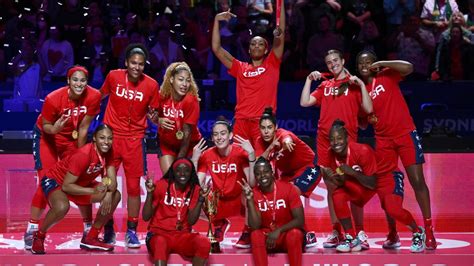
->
[157, 62, 202, 174]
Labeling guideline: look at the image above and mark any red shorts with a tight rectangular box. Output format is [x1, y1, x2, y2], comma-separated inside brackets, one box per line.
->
[233, 118, 261, 147]
[213, 195, 245, 221]
[32, 126, 77, 209]
[156, 137, 199, 158]
[376, 171, 405, 199]
[375, 130, 425, 175]
[111, 136, 147, 197]
[33, 126, 77, 178]
[47, 180, 100, 206]
[148, 230, 210, 261]
[333, 178, 376, 208]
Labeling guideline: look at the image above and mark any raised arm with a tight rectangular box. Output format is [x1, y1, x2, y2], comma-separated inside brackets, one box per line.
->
[142, 179, 156, 221]
[371, 60, 414, 76]
[300, 71, 320, 107]
[272, 0, 285, 59]
[349, 75, 373, 114]
[211, 10, 236, 69]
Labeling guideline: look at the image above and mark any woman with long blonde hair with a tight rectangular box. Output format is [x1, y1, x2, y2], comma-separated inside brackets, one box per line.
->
[157, 62, 202, 175]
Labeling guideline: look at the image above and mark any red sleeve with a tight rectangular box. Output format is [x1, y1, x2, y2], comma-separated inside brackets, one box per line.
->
[310, 85, 323, 107]
[100, 72, 112, 95]
[267, 50, 281, 68]
[357, 144, 377, 176]
[277, 129, 292, 143]
[183, 96, 200, 125]
[67, 152, 91, 177]
[227, 58, 242, 78]
[41, 95, 60, 123]
[383, 68, 402, 84]
[197, 153, 208, 173]
[149, 82, 160, 109]
[287, 184, 303, 209]
[86, 88, 101, 116]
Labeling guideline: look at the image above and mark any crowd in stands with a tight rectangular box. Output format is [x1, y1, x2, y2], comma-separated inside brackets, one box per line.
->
[1, 0, 474, 88]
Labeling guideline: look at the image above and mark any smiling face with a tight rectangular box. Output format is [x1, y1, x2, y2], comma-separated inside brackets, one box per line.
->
[249, 36, 268, 61]
[254, 161, 274, 189]
[259, 119, 276, 142]
[357, 53, 376, 79]
[329, 128, 348, 156]
[171, 69, 191, 98]
[325, 53, 345, 76]
[173, 163, 192, 187]
[125, 53, 145, 82]
[68, 70, 88, 97]
[212, 124, 232, 150]
[93, 127, 113, 154]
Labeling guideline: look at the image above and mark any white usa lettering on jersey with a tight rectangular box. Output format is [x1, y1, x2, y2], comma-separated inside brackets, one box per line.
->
[258, 199, 287, 211]
[163, 106, 184, 118]
[243, 67, 266, 77]
[211, 162, 237, 173]
[323, 86, 349, 96]
[369, 84, 385, 100]
[63, 106, 87, 117]
[164, 194, 191, 207]
[86, 163, 102, 175]
[115, 85, 144, 102]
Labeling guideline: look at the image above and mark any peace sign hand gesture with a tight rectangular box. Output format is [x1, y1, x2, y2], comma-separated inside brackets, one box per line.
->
[237, 179, 253, 200]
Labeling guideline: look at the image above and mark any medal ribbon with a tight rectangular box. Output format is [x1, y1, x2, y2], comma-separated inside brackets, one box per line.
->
[171, 99, 183, 135]
[261, 182, 277, 226]
[171, 183, 188, 222]
[94, 144, 107, 177]
[335, 146, 351, 168]
[67, 89, 80, 135]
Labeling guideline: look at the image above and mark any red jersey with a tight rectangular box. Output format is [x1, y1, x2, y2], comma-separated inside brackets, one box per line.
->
[252, 180, 302, 230]
[157, 93, 202, 146]
[228, 51, 281, 119]
[101, 69, 160, 138]
[255, 129, 315, 182]
[366, 68, 416, 138]
[148, 179, 200, 233]
[46, 143, 112, 186]
[322, 142, 377, 177]
[197, 144, 249, 199]
[311, 79, 363, 140]
[36, 86, 101, 143]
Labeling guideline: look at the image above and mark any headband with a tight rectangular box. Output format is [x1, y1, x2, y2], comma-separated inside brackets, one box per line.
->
[172, 158, 192, 171]
[67, 66, 88, 79]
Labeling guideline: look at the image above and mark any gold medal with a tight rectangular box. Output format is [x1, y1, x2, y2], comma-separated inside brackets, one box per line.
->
[336, 167, 344, 176]
[102, 176, 112, 186]
[176, 220, 183, 231]
[432, 9, 440, 17]
[176, 130, 184, 140]
[368, 113, 378, 124]
[72, 130, 79, 140]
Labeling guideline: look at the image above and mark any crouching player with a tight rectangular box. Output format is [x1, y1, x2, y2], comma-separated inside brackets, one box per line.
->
[31, 124, 121, 254]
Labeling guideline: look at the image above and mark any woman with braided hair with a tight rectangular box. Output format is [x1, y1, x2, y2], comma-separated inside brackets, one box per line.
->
[143, 157, 210, 266]
[157, 62, 202, 175]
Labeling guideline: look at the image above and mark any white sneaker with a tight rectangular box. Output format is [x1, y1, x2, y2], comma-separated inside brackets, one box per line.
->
[357, 230, 370, 250]
[336, 234, 361, 253]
